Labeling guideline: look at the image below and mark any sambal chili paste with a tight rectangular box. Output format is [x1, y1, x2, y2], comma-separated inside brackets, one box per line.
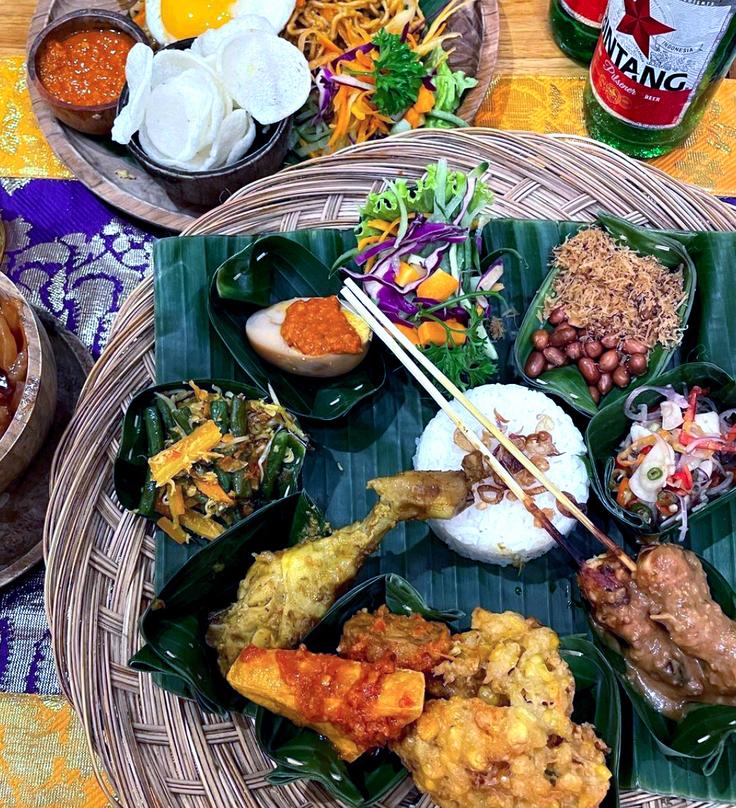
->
[281, 296, 363, 356]
[38, 29, 134, 106]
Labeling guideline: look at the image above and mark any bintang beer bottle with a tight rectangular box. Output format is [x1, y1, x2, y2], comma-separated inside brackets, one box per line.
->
[584, 0, 736, 158]
[549, 0, 610, 64]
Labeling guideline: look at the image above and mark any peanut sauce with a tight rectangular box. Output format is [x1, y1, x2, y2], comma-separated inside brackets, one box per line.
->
[272, 646, 413, 749]
[38, 29, 134, 106]
[281, 296, 363, 356]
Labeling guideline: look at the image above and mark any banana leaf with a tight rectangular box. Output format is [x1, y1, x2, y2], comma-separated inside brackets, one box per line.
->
[513, 214, 697, 417]
[152, 218, 736, 800]
[255, 575, 621, 808]
[129, 492, 328, 715]
[587, 555, 736, 780]
[586, 362, 736, 536]
[113, 378, 306, 540]
[207, 235, 387, 421]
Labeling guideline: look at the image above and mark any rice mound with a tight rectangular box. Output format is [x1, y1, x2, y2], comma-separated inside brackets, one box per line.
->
[413, 384, 589, 566]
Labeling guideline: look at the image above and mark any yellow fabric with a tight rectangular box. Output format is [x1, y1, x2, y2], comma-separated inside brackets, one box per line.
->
[0, 56, 71, 180]
[0, 694, 111, 807]
[477, 75, 736, 196]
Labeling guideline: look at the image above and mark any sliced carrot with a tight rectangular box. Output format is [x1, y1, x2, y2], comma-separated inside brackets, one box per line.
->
[157, 517, 188, 545]
[194, 477, 234, 505]
[405, 108, 423, 128]
[616, 477, 631, 507]
[446, 319, 467, 345]
[416, 269, 459, 302]
[417, 321, 449, 346]
[179, 511, 224, 541]
[395, 323, 420, 346]
[395, 262, 424, 287]
[413, 85, 435, 114]
[169, 484, 186, 521]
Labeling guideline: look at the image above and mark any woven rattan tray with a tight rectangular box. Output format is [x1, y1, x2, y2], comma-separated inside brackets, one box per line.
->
[44, 128, 736, 807]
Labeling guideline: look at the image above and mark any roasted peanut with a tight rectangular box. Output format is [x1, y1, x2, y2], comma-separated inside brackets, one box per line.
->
[584, 340, 603, 359]
[565, 341, 584, 361]
[588, 385, 601, 405]
[550, 326, 577, 347]
[543, 346, 567, 367]
[601, 334, 619, 350]
[627, 352, 648, 376]
[622, 338, 647, 355]
[598, 349, 620, 373]
[598, 372, 613, 395]
[548, 306, 567, 325]
[524, 351, 546, 378]
[578, 357, 601, 385]
[613, 366, 631, 388]
[531, 329, 550, 350]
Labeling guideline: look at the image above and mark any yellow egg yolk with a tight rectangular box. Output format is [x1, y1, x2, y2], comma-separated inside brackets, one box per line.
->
[160, 0, 233, 40]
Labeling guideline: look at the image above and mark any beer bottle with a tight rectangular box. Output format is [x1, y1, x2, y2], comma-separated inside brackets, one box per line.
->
[584, 0, 736, 158]
[549, 0, 609, 64]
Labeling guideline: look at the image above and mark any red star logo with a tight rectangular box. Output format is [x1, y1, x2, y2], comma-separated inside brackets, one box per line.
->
[617, 0, 675, 57]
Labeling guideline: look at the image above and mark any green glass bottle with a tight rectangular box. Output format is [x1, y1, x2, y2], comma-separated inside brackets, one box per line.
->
[549, 0, 609, 64]
[584, 0, 736, 159]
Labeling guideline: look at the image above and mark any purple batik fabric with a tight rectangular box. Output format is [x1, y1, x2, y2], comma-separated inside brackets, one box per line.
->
[0, 178, 155, 695]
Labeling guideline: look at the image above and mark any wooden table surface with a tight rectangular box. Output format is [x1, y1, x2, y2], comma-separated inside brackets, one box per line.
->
[3, 0, 732, 75]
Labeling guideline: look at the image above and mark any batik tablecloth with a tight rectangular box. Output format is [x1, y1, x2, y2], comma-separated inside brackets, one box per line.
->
[1, 47, 736, 808]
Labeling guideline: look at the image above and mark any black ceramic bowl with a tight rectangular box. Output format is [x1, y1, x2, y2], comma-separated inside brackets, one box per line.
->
[28, 10, 148, 136]
[118, 38, 293, 210]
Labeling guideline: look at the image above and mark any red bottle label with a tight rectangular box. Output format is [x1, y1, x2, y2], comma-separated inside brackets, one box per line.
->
[560, 0, 608, 27]
[590, 0, 736, 129]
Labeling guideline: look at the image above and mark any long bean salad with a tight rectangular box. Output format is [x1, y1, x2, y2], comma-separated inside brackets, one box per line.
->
[138, 383, 306, 544]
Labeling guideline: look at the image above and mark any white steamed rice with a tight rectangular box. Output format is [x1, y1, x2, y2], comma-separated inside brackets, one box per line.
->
[413, 384, 588, 566]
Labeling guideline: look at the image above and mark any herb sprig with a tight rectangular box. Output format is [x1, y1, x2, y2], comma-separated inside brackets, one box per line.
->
[371, 30, 426, 117]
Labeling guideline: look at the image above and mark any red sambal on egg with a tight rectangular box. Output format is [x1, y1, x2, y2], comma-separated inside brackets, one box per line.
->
[37, 29, 134, 106]
[281, 296, 363, 356]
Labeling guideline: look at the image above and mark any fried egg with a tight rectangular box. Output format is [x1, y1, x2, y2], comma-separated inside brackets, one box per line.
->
[145, 0, 296, 44]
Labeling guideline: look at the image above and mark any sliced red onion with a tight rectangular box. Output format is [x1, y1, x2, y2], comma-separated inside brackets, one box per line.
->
[330, 74, 374, 91]
[708, 471, 734, 496]
[684, 436, 724, 453]
[454, 175, 478, 224]
[624, 386, 688, 421]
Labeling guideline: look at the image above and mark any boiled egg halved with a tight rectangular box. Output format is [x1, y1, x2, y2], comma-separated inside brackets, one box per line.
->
[144, 0, 296, 45]
[246, 298, 371, 378]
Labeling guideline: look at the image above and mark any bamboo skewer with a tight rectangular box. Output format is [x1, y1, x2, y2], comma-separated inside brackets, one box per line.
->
[341, 278, 636, 573]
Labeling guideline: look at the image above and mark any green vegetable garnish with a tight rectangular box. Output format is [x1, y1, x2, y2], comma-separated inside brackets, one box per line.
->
[421, 309, 497, 392]
[647, 467, 664, 481]
[371, 30, 426, 117]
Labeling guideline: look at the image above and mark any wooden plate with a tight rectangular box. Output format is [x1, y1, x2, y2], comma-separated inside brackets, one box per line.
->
[27, 0, 499, 233]
[0, 310, 91, 589]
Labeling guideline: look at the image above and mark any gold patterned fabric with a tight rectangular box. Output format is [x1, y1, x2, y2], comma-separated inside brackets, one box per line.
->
[0, 694, 111, 807]
[477, 76, 736, 196]
[0, 57, 71, 179]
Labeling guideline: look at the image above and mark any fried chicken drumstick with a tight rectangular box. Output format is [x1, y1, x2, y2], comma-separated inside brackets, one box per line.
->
[207, 470, 472, 673]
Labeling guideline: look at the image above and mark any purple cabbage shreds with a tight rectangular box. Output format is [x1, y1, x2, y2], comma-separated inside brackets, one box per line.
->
[421, 75, 436, 91]
[314, 69, 337, 122]
[377, 285, 419, 318]
[333, 41, 376, 66]
[477, 258, 504, 290]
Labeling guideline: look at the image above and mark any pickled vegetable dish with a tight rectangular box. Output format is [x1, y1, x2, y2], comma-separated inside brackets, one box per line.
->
[0, 295, 27, 437]
[610, 385, 736, 537]
[138, 383, 306, 543]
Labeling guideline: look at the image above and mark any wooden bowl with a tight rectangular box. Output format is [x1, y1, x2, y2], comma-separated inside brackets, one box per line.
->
[0, 276, 58, 494]
[119, 38, 293, 210]
[27, 9, 148, 136]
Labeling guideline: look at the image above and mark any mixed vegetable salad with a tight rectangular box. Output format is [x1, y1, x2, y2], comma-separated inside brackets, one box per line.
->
[339, 160, 505, 390]
[137, 383, 306, 543]
[610, 385, 736, 537]
[292, 2, 477, 157]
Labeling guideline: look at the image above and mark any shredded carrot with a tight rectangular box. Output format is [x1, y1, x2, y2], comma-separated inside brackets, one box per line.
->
[446, 319, 467, 345]
[395, 262, 425, 287]
[395, 322, 420, 345]
[417, 321, 449, 346]
[157, 516, 188, 545]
